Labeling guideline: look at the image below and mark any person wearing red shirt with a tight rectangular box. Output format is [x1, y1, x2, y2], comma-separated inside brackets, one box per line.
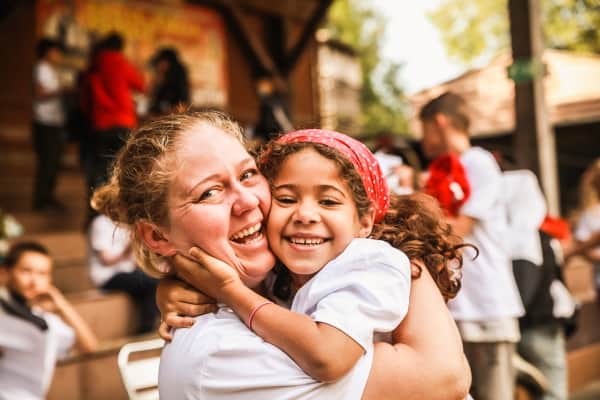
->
[85, 32, 145, 190]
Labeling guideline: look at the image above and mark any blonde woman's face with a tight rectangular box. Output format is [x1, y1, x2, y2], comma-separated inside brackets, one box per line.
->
[165, 124, 275, 287]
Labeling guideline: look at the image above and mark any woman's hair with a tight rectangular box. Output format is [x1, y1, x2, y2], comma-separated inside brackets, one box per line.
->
[259, 141, 468, 302]
[91, 110, 244, 277]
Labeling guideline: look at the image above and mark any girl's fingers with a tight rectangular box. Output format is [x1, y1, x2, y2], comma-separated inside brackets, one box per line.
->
[164, 313, 195, 329]
[158, 320, 173, 342]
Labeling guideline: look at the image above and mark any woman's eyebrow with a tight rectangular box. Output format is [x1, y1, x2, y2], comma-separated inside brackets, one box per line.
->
[184, 156, 255, 196]
[185, 173, 221, 197]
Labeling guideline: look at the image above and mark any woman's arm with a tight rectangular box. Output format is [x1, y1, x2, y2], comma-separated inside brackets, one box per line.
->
[155, 276, 217, 340]
[174, 249, 364, 383]
[363, 265, 470, 400]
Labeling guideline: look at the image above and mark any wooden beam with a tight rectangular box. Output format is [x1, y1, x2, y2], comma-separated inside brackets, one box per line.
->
[508, 0, 560, 214]
[221, 0, 286, 87]
[229, 0, 318, 21]
[283, 0, 333, 75]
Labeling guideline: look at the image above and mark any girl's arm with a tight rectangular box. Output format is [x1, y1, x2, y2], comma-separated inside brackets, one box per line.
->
[175, 249, 364, 382]
[363, 265, 471, 400]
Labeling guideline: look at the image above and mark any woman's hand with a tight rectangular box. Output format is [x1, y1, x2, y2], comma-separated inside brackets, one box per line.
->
[173, 247, 243, 301]
[156, 276, 217, 341]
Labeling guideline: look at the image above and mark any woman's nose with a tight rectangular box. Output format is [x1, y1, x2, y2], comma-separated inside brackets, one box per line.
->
[231, 183, 260, 215]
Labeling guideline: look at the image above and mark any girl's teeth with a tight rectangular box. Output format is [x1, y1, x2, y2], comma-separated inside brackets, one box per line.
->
[290, 238, 324, 245]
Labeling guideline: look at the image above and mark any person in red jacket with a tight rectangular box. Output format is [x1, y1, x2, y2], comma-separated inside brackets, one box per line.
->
[86, 32, 145, 191]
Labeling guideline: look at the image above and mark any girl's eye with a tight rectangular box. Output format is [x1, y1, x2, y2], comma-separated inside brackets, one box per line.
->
[320, 199, 340, 206]
[240, 169, 258, 181]
[275, 196, 296, 205]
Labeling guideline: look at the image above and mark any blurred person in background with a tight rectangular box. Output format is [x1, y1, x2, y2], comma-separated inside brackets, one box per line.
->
[87, 212, 159, 333]
[253, 74, 293, 142]
[0, 242, 97, 399]
[86, 31, 145, 192]
[573, 158, 600, 291]
[32, 38, 67, 212]
[419, 92, 524, 400]
[148, 47, 190, 116]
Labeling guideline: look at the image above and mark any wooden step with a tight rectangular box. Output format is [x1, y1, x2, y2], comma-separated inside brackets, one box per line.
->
[67, 290, 139, 341]
[14, 231, 87, 269]
[48, 333, 159, 400]
[568, 343, 600, 393]
[53, 262, 95, 294]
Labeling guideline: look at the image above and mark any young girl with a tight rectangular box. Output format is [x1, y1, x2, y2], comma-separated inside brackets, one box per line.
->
[161, 129, 465, 398]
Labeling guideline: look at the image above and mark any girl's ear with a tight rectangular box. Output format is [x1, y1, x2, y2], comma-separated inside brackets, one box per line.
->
[358, 206, 376, 238]
[137, 221, 177, 257]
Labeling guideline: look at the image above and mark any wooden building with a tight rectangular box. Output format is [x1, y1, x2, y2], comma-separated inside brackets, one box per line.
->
[408, 50, 600, 213]
[0, 0, 332, 172]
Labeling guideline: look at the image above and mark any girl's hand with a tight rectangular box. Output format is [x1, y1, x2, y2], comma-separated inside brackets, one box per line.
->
[156, 276, 217, 341]
[174, 247, 242, 301]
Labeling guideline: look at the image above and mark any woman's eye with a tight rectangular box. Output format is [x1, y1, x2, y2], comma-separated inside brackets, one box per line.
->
[197, 189, 218, 202]
[240, 169, 258, 181]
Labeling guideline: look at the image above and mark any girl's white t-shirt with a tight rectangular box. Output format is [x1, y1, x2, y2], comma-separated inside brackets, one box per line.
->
[158, 238, 411, 400]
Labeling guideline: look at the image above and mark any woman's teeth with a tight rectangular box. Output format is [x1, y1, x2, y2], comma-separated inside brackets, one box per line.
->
[230, 223, 262, 243]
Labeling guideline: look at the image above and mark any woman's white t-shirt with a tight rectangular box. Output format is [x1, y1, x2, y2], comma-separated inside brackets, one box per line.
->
[158, 238, 411, 400]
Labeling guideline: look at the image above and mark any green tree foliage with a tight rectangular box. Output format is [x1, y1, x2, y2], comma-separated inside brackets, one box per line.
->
[429, 0, 600, 64]
[326, 0, 408, 136]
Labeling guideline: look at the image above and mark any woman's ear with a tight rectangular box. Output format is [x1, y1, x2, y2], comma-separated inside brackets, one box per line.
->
[358, 207, 376, 238]
[137, 221, 177, 257]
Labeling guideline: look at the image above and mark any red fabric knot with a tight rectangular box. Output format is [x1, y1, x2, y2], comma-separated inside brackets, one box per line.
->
[424, 153, 471, 217]
[275, 129, 390, 223]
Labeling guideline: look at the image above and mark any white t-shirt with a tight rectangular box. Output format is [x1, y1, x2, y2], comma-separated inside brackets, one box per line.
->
[575, 203, 600, 254]
[88, 214, 136, 287]
[448, 147, 525, 323]
[159, 238, 411, 400]
[0, 298, 75, 400]
[33, 60, 64, 127]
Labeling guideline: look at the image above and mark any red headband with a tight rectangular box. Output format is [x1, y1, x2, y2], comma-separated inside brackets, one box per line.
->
[275, 129, 390, 223]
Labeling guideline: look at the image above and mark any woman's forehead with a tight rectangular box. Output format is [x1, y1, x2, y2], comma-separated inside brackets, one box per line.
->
[171, 126, 251, 189]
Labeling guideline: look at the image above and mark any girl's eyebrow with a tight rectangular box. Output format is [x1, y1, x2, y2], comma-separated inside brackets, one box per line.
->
[273, 183, 347, 197]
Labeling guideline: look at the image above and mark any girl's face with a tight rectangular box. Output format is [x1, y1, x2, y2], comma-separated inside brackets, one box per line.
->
[266, 148, 373, 283]
[164, 124, 275, 288]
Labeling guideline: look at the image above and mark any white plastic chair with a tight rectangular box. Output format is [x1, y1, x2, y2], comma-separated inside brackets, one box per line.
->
[117, 338, 164, 400]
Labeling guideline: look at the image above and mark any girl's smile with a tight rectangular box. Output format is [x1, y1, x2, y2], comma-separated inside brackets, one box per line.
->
[267, 148, 373, 279]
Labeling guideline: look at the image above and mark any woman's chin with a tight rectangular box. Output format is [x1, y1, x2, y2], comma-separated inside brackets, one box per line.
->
[238, 252, 276, 288]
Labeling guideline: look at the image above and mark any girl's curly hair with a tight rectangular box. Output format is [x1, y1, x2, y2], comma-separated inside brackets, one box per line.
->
[259, 140, 474, 302]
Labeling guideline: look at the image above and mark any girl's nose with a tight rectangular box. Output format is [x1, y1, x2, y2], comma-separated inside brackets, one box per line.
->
[293, 201, 320, 224]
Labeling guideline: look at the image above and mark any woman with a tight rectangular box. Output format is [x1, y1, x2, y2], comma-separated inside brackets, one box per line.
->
[93, 110, 470, 399]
